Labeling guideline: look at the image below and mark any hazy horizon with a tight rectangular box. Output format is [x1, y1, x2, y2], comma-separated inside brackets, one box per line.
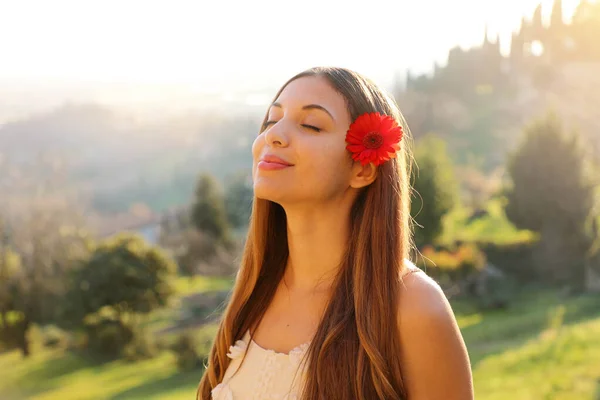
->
[0, 0, 582, 123]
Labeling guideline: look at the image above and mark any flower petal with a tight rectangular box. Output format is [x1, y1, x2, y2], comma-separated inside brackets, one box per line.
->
[345, 112, 403, 166]
[347, 144, 365, 153]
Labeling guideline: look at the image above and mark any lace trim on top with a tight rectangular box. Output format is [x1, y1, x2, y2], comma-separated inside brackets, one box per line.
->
[211, 331, 310, 400]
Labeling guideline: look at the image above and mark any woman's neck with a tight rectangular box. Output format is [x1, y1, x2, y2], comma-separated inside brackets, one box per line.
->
[282, 200, 352, 294]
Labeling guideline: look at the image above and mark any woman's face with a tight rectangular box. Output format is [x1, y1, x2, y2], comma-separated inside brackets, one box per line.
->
[252, 75, 355, 206]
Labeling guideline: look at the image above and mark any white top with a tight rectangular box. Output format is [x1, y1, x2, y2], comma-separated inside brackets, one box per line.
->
[211, 262, 421, 399]
[211, 330, 310, 400]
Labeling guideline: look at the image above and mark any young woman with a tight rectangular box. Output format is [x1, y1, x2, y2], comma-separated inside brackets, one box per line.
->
[197, 67, 474, 399]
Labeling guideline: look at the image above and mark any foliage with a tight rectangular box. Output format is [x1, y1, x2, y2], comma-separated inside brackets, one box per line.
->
[175, 230, 239, 277]
[477, 238, 539, 283]
[1, 289, 599, 399]
[0, 167, 93, 357]
[504, 112, 599, 288]
[83, 317, 134, 360]
[71, 233, 177, 319]
[123, 327, 159, 362]
[0, 240, 20, 333]
[439, 199, 537, 246]
[0, 312, 26, 352]
[160, 212, 239, 277]
[40, 325, 69, 349]
[171, 332, 203, 371]
[456, 166, 503, 210]
[224, 172, 254, 228]
[504, 112, 596, 232]
[190, 174, 231, 243]
[64, 233, 177, 359]
[419, 242, 487, 284]
[411, 134, 458, 248]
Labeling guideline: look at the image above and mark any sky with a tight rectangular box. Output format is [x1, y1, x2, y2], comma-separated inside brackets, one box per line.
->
[0, 0, 581, 117]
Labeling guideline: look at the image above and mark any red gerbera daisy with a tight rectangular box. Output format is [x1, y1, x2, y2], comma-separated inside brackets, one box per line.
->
[345, 112, 403, 166]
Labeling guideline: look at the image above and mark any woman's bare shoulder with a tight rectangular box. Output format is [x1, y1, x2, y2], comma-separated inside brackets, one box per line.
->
[396, 259, 474, 399]
[398, 270, 449, 323]
[399, 258, 430, 281]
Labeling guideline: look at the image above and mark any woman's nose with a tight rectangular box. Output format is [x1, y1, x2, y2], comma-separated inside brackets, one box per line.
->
[264, 121, 290, 148]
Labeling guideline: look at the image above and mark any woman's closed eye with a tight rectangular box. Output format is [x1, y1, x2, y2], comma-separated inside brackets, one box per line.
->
[262, 120, 277, 129]
[301, 124, 321, 132]
[262, 120, 322, 133]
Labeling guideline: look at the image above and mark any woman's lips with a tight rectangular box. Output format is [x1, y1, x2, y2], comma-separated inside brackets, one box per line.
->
[258, 154, 293, 171]
[257, 160, 292, 170]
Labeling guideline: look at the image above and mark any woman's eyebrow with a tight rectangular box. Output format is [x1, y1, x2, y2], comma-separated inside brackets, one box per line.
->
[270, 102, 335, 122]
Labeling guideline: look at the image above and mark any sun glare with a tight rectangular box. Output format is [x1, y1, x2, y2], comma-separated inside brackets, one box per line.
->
[0, 0, 584, 90]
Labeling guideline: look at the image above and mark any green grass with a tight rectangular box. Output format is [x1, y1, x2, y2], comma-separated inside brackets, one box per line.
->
[0, 324, 218, 400]
[458, 287, 600, 399]
[0, 275, 227, 400]
[472, 318, 600, 399]
[1, 279, 599, 399]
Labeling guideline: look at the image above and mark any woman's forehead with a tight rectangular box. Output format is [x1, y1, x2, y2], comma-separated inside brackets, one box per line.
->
[274, 76, 348, 120]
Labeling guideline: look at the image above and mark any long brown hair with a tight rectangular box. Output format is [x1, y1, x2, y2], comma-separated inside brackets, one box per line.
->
[197, 67, 415, 399]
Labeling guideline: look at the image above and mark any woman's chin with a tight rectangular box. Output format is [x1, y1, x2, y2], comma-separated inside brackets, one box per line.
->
[253, 183, 286, 204]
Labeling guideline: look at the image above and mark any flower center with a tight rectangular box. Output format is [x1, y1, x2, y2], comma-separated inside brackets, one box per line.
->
[362, 132, 383, 149]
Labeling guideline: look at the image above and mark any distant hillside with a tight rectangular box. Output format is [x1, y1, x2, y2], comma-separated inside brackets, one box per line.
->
[398, 0, 600, 171]
[0, 103, 259, 213]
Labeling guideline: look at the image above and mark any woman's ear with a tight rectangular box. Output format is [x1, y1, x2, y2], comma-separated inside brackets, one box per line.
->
[349, 161, 377, 189]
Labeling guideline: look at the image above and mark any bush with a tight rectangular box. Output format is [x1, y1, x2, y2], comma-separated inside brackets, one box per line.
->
[411, 134, 458, 248]
[419, 242, 516, 308]
[419, 242, 487, 287]
[40, 325, 69, 349]
[0, 326, 18, 352]
[473, 272, 516, 311]
[172, 332, 203, 371]
[0, 314, 28, 354]
[83, 317, 134, 360]
[478, 238, 539, 283]
[504, 112, 597, 289]
[179, 290, 230, 324]
[464, 263, 516, 311]
[123, 329, 158, 362]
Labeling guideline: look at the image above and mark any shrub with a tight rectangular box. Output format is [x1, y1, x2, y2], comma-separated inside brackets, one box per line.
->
[172, 332, 203, 371]
[41, 325, 69, 349]
[83, 317, 134, 360]
[419, 242, 487, 287]
[477, 238, 538, 283]
[123, 329, 158, 362]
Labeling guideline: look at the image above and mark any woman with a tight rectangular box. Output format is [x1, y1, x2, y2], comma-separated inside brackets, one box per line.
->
[197, 67, 474, 399]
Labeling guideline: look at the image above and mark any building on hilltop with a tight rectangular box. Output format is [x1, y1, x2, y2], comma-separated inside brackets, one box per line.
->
[406, 0, 600, 94]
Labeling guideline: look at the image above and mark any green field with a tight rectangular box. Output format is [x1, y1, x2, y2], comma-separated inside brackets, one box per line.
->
[1, 277, 599, 399]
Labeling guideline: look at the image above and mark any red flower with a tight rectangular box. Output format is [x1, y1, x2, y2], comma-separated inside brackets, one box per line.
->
[345, 112, 403, 166]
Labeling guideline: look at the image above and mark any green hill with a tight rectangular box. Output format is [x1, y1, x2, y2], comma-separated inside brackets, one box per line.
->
[0, 280, 598, 399]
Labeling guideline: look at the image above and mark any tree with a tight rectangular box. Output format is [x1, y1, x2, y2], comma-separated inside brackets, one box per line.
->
[190, 174, 230, 242]
[504, 112, 598, 288]
[159, 206, 238, 278]
[457, 165, 503, 210]
[0, 219, 21, 351]
[1, 220, 92, 357]
[0, 155, 91, 357]
[72, 233, 176, 321]
[411, 134, 458, 248]
[224, 172, 254, 228]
